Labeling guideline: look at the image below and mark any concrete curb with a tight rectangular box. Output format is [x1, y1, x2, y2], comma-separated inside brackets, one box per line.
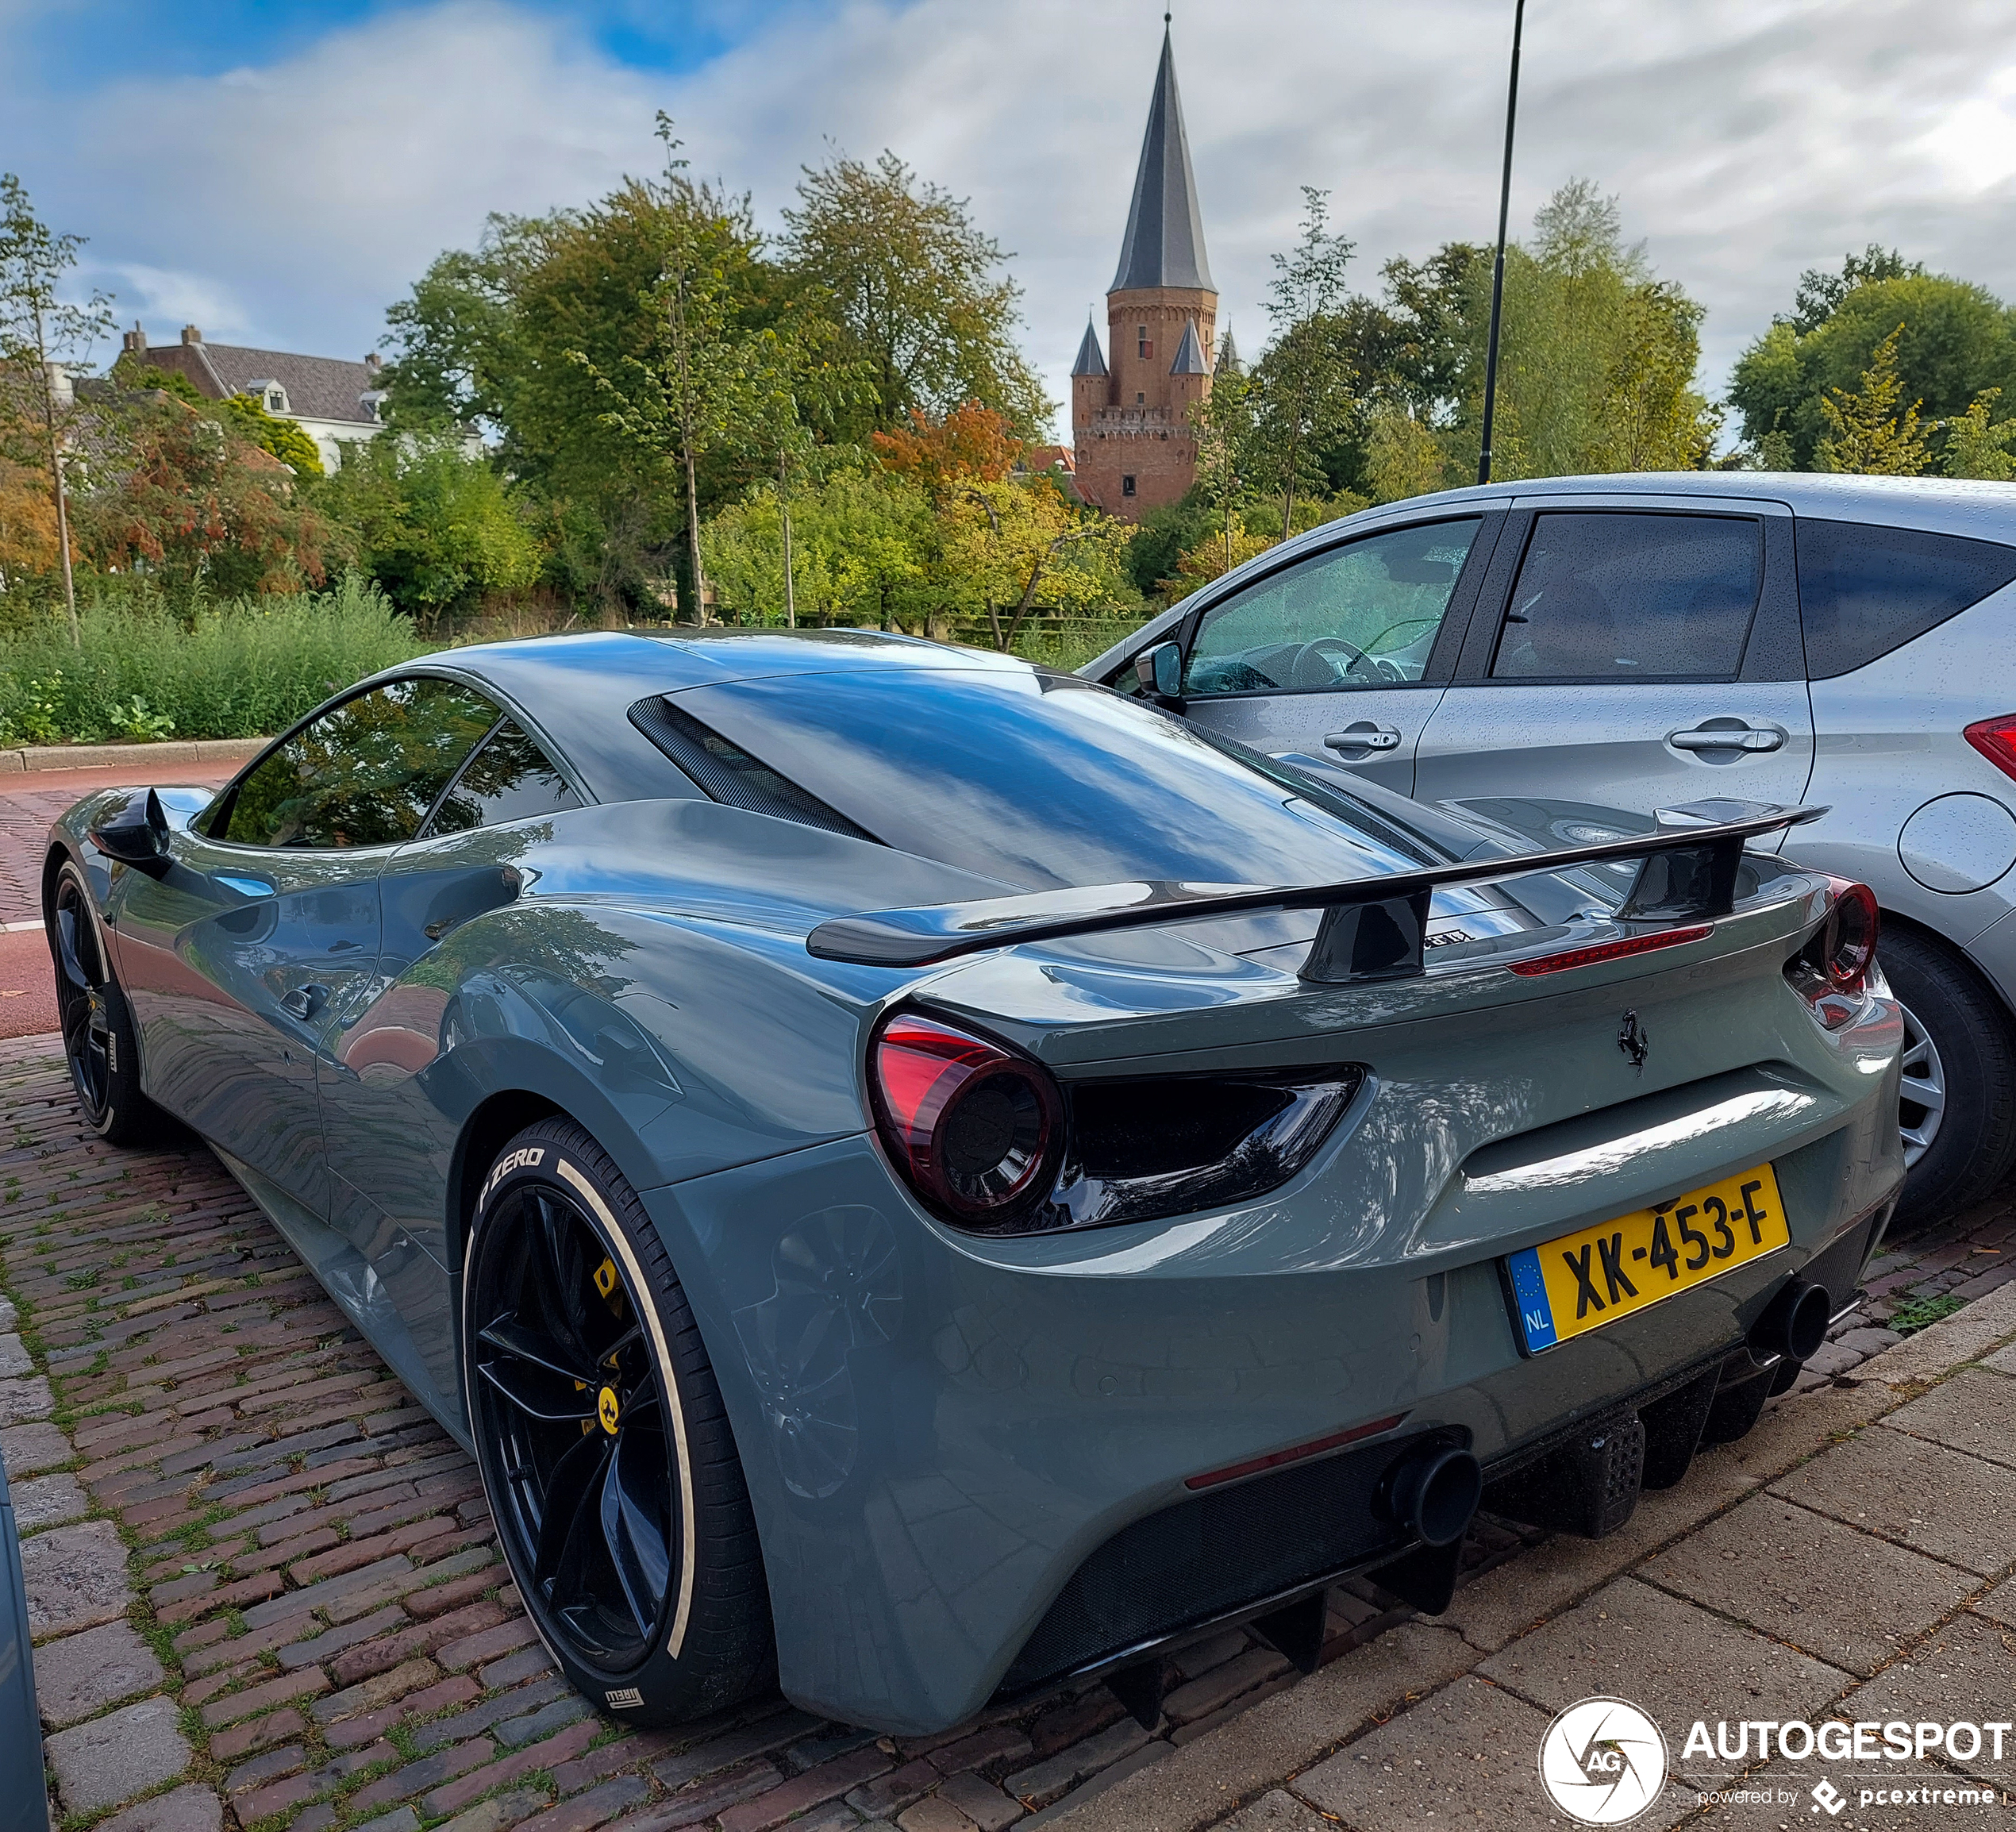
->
[1048, 1283, 2016, 1832]
[0, 738, 263, 775]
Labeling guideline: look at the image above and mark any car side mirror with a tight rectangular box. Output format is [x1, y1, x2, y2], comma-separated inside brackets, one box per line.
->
[1135, 641, 1184, 703]
[88, 789, 171, 878]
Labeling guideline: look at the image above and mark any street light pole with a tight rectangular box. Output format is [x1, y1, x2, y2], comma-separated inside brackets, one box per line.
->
[1476, 0, 1525, 488]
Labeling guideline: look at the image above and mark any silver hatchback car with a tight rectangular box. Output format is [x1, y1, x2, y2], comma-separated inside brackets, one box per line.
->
[1089, 473, 2016, 1227]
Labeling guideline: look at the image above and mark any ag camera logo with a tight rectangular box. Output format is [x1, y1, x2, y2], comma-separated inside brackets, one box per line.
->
[1538, 1696, 1669, 1825]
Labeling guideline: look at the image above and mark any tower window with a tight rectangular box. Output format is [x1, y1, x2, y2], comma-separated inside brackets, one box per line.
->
[1136, 391, 1145, 405]
[1137, 326, 1151, 359]
[1122, 475, 1137, 498]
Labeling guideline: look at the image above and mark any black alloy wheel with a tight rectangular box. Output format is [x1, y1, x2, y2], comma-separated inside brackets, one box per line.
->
[48, 861, 172, 1146]
[52, 869, 113, 1127]
[464, 1121, 771, 1721]
[471, 1174, 678, 1668]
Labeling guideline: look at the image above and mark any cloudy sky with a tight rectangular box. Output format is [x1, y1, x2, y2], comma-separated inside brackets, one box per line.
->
[7, 0, 2016, 441]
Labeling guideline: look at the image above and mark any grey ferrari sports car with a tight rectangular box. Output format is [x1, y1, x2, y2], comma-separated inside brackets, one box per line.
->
[44, 629, 1902, 1734]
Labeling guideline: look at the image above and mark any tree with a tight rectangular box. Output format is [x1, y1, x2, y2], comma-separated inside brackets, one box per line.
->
[1325, 183, 1714, 491]
[1814, 325, 1932, 475]
[379, 222, 545, 437]
[1163, 514, 1275, 598]
[1729, 270, 2016, 468]
[1791, 245, 1923, 336]
[0, 454, 61, 595]
[79, 398, 336, 595]
[782, 151, 1050, 440]
[1124, 491, 1220, 599]
[1245, 188, 1359, 537]
[870, 401, 1021, 494]
[314, 434, 537, 620]
[1942, 388, 2016, 481]
[1362, 402, 1447, 503]
[0, 174, 113, 642]
[218, 394, 324, 477]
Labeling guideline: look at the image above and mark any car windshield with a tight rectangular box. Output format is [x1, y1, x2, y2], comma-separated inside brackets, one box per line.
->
[665, 669, 1437, 892]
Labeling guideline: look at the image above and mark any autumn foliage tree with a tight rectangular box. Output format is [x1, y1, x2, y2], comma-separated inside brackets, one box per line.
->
[0, 453, 66, 606]
[81, 400, 336, 595]
[869, 401, 1021, 495]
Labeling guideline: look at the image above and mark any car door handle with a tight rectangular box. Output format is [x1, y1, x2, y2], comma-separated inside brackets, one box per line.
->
[279, 984, 329, 1022]
[1668, 726, 1785, 753]
[1323, 725, 1402, 754]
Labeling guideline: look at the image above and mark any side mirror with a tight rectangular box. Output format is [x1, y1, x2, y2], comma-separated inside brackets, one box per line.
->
[1135, 641, 1185, 702]
[88, 789, 171, 877]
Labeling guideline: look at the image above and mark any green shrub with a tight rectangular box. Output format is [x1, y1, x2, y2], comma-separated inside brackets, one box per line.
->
[0, 574, 430, 744]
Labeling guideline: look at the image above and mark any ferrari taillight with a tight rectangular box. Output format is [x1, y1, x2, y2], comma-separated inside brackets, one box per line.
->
[868, 1014, 1063, 1231]
[1785, 877, 1879, 1030]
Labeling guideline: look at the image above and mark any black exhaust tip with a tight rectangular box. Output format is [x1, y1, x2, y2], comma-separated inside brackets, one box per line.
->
[1378, 1445, 1483, 1548]
[1749, 1278, 1830, 1364]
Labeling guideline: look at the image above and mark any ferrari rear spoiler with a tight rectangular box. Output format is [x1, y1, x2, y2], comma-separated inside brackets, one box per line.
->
[806, 802, 1827, 983]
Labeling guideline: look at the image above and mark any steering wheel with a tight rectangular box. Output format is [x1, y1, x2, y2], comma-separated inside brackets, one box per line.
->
[1291, 636, 1374, 688]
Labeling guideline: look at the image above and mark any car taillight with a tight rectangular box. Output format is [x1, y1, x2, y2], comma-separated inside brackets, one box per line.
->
[1785, 877, 1879, 1029]
[1964, 714, 2016, 782]
[1822, 879, 1879, 990]
[869, 1014, 1063, 1230]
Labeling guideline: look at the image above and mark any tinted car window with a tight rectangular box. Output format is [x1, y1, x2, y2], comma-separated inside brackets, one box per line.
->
[1796, 517, 2016, 678]
[1185, 519, 1481, 696]
[220, 679, 499, 848]
[671, 669, 1434, 892]
[425, 720, 579, 836]
[1492, 512, 1762, 679]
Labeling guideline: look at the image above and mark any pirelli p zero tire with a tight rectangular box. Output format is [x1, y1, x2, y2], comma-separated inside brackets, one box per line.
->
[1880, 927, 2016, 1231]
[464, 1118, 774, 1725]
[47, 860, 176, 1148]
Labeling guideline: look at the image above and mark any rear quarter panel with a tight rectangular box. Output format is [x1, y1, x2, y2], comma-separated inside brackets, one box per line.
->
[1801, 579, 2016, 953]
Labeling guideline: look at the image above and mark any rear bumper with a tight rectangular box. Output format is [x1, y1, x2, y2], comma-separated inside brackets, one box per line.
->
[637, 1040, 1895, 1725]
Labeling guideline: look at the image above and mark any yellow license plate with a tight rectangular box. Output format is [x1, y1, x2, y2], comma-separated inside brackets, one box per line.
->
[1505, 1163, 1790, 1353]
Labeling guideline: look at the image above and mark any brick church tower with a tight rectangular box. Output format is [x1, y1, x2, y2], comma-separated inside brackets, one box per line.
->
[1071, 22, 1217, 521]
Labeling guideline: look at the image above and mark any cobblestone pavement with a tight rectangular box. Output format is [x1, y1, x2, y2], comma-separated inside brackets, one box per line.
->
[3, 1030, 2014, 1832]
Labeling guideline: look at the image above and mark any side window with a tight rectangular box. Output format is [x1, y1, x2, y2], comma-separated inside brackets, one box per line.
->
[1796, 518, 2016, 678]
[1491, 512, 1762, 680]
[425, 720, 579, 835]
[1183, 518, 1482, 697]
[218, 679, 499, 849]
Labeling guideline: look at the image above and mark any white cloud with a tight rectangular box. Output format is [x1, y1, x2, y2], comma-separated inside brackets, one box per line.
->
[13, 0, 2016, 440]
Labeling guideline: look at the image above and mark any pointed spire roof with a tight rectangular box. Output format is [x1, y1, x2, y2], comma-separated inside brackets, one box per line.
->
[1071, 319, 1108, 377]
[1111, 25, 1214, 294]
[1169, 318, 1208, 375]
[1214, 322, 1240, 373]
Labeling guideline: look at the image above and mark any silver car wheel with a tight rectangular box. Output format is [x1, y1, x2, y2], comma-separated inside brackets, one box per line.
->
[1897, 999, 1947, 1168]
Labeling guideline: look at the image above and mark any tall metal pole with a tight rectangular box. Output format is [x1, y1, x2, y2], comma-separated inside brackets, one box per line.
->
[1476, 0, 1525, 487]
